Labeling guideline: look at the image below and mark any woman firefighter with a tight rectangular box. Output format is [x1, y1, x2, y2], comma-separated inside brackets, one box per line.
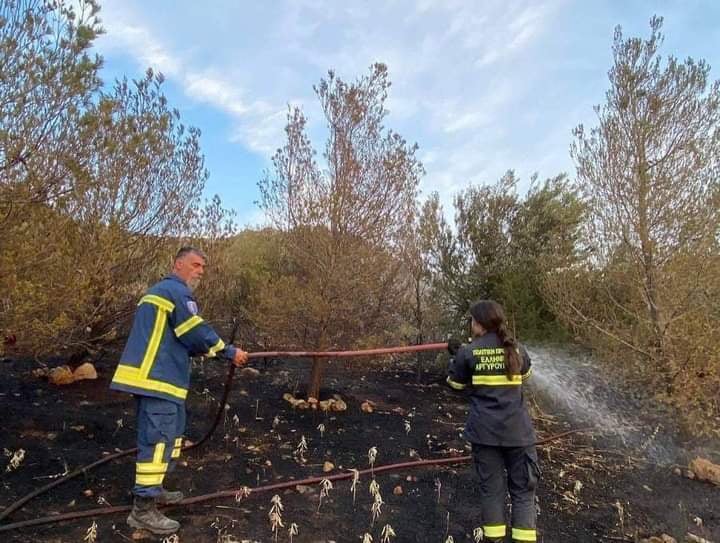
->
[446, 300, 539, 543]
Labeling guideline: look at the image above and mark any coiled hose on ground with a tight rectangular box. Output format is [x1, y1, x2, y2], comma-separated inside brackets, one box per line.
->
[0, 429, 583, 533]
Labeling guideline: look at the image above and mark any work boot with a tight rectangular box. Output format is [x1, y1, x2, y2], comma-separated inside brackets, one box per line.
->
[156, 488, 184, 504]
[127, 496, 180, 535]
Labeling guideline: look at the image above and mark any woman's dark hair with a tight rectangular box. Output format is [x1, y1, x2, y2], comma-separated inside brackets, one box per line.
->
[469, 300, 521, 379]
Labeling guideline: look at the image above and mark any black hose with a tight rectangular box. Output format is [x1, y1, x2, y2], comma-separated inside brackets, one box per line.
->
[0, 320, 241, 523]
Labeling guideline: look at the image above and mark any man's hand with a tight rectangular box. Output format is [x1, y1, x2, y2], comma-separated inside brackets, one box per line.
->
[232, 349, 249, 367]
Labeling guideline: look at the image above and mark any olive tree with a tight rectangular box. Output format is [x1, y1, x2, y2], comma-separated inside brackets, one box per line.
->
[258, 64, 423, 398]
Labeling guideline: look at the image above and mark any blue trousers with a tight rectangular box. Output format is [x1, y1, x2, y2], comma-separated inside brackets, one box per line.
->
[472, 444, 540, 542]
[132, 396, 186, 498]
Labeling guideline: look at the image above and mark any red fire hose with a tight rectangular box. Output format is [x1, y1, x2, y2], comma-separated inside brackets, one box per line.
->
[250, 343, 449, 358]
[0, 342, 449, 524]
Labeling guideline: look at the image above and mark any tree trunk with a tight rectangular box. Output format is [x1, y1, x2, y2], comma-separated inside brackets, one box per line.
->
[307, 356, 325, 400]
[636, 149, 666, 364]
[415, 333, 424, 383]
[415, 276, 424, 383]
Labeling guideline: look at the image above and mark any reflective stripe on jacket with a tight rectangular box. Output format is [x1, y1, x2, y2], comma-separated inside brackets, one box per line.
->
[110, 274, 237, 403]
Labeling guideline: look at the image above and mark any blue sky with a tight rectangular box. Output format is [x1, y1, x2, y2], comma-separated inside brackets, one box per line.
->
[93, 1, 720, 228]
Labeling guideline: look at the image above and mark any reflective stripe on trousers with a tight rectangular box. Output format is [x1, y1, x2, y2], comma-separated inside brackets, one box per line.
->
[472, 443, 540, 542]
[133, 396, 187, 498]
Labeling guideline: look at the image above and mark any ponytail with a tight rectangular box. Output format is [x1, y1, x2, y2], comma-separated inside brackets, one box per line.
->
[497, 323, 521, 379]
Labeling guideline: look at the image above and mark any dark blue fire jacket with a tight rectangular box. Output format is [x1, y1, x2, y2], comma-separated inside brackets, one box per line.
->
[110, 274, 236, 404]
[446, 332, 535, 446]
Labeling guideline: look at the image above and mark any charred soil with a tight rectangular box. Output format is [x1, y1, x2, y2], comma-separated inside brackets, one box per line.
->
[0, 353, 718, 542]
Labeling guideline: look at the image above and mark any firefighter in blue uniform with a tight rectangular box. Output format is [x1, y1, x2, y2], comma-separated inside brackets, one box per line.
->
[446, 300, 539, 543]
[110, 247, 248, 535]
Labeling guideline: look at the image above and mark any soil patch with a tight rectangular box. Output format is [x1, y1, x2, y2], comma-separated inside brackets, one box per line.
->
[1, 353, 718, 542]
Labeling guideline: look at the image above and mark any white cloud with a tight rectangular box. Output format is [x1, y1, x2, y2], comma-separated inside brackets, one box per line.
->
[96, 3, 287, 155]
[100, 22, 182, 76]
[507, 4, 549, 51]
[96, 0, 579, 213]
[230, 107, 287, 156]
[183, 73, 251, 116]
[239, 206, 270, 230]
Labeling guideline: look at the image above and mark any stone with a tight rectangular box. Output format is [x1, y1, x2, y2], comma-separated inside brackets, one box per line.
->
[361, 401, 374, 413]
[640, 535, 676, 543]
[393, 485, 403, 495]
[48, 365, 75, 385]
[322, 461, 334, 473]
[72, 362, 97, 381]
[32, 368, 48, 379]
[240, 367, 261, 378]
[688, 457, 720, 486]
[331, 399, 347, 412]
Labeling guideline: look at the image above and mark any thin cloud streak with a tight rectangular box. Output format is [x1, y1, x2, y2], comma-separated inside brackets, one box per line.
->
[97, 12, 287, 155]
[92, 0, 718, 222]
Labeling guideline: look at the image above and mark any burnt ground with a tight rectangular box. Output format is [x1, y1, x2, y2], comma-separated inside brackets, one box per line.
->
[0, 351, 718, 543]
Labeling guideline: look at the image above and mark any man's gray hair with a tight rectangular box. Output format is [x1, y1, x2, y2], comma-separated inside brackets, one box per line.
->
[175, 246, 207, 262]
